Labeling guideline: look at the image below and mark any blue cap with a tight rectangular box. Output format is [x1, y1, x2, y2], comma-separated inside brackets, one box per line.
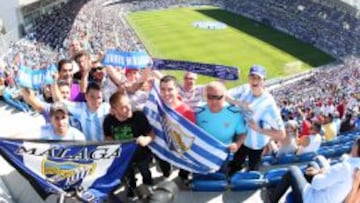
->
[249, 65, 266, 79]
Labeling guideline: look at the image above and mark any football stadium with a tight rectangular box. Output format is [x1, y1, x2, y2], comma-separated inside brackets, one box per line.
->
[0, 0, 359, 203]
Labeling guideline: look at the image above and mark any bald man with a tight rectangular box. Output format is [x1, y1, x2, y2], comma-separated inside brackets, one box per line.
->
[196, 81, 246, 154]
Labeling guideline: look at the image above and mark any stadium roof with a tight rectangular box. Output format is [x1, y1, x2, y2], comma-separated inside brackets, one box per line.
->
[19, 0, 40, 7]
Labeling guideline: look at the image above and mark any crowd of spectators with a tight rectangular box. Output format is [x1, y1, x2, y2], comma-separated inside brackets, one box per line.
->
[266, 56, 360, 157]
[223, 0, 360, 58]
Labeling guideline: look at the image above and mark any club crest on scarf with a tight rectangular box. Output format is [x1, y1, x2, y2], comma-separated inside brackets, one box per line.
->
[42, 159, 96, 189]
[161, 115, 194, 155]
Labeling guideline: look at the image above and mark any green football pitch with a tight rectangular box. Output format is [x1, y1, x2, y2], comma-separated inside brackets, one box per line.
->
[127, 7, 335, 87]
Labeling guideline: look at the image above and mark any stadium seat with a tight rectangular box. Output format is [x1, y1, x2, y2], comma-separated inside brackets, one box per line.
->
[277, 153, 297, 164]
[333, 145, 349, 157]
[298, 152, 317, 162]
[286, 192, 295, 203]
[192, 172, 226, 181]
[264, 168, 288, 187]
[190, 180, 228, 192]
[261, 155, 275, 165]
[317, 148, 335, 158]
[230, 171, 266, 191]
[341, 145, 352, 154]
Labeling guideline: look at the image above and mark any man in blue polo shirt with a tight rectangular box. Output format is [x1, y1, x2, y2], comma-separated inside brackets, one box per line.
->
[196, 81, 246, 154]
[229, 65, 285, 173]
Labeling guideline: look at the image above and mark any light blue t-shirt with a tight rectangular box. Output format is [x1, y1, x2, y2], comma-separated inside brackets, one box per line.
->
[40, 124, 86, 141]
[195, 103, 246, 145]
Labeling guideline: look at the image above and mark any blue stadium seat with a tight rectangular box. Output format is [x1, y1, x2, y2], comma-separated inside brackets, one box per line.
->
[286, 191, 295, 203]
[341, 145, 352, 154]
[317, 148, 335, 158]
[322, 139, 338, 147]
[333, 145, 349, 157]
[190, 180, 228, 192]
[277, 153, 297, 164]
[338, 136, 352, 143]
[192, 172, 226, 181]
[262, 155, 274, 162]
[298, 152, 317, 162]
[264, 168, 288, 187]
[230, 171, 266, 191]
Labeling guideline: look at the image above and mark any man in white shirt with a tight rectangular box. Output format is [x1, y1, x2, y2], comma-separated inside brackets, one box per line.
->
[296, 122, 322, 155]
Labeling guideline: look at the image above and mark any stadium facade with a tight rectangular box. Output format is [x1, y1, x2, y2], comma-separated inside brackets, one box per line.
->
[0, 0, 67, 53]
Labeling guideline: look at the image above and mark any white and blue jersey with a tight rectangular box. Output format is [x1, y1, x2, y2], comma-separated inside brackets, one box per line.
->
[40, 124, 86, 141]
[64, 101, 110, 141]
[231, 85, 284, 150]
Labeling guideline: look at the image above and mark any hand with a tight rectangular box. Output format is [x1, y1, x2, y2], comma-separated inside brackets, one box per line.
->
[83, 62, 92, 73]
[105, 65, 113, 74]
[305, 167, 321, 176]
[52, 72, 59, 82]
[97, 50, 105, 60]
[139, 67, 152, 82]
[240, 102, 252, 112]
[136, 136, 152, 147]
[248, 120, 261, 133]
[228, 143, 239, 153]
[352, 169, 360, 189]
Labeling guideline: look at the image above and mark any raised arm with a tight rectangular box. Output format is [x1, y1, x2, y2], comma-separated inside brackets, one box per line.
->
[51, 73, 62, 102]
[20, 87, 45, 112]
[80, 62, 92, 93]
[346, 169, 360, 203]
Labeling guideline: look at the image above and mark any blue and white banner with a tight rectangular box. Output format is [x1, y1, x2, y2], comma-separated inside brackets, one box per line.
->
[101, 50, 151, 69]
[16, 65, 33, 89]
[152, 58, 239, 80]
[0, 139, 137, 202]
[16, 64, 57, 90]
[144, 82, 229, 174]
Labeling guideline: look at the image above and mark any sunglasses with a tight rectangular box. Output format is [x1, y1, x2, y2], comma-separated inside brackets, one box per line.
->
[93, 66, 103, 71]
[207, 94, 224, 100]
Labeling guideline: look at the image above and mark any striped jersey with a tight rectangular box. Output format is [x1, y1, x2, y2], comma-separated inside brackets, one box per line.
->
[231, 85, 284, 150]
[64, 101, 110, 141]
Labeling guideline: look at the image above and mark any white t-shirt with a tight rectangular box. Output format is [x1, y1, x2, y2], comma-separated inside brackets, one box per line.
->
[298, 133, 321, 154]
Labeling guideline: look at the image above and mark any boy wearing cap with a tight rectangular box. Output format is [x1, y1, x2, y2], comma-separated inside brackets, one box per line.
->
[229, 65, 285, 172]
[40, 102, 85, 141]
